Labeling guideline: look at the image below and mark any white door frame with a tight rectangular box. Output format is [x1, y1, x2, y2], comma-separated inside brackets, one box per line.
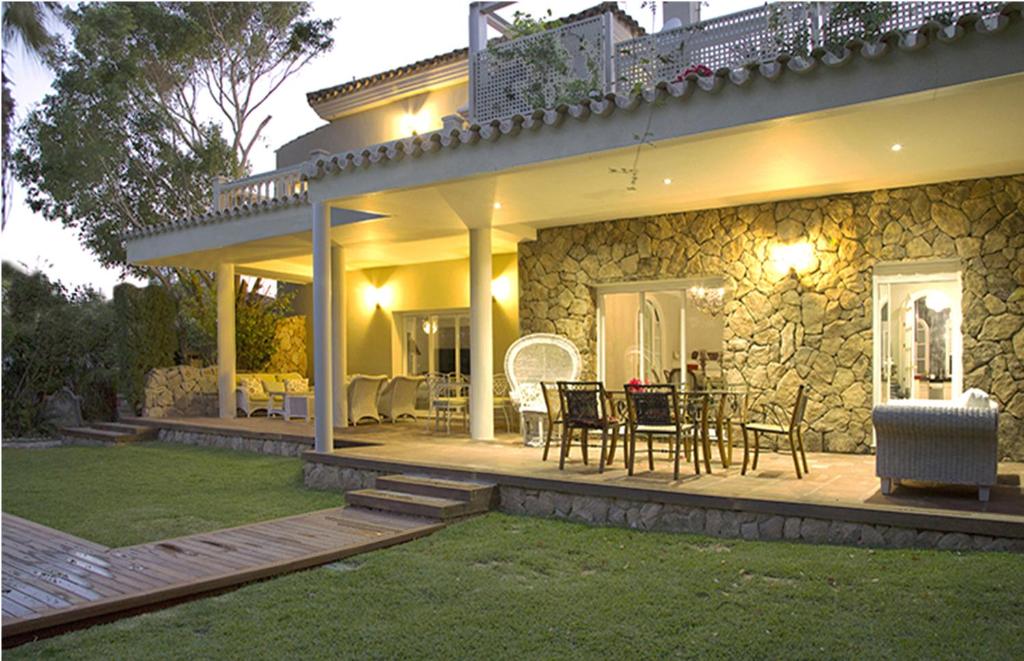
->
[871, 265, 963, 410]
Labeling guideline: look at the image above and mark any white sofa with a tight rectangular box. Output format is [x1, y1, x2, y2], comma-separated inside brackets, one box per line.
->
[235, 372, 304, 417]
[872, 392, 999, 502]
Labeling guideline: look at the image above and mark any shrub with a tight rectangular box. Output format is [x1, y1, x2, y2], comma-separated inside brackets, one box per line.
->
[1, 262, 118, 435]
[113, 283, 179, 413]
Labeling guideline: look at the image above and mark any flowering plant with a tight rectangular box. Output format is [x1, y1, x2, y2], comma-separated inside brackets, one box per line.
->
[673, 64, 713, 82]
[626, 378, 647, 393]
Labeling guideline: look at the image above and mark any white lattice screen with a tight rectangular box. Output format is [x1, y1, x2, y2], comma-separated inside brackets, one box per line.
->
[474, 3, 1006, 121]
[472, 16, 608, 124]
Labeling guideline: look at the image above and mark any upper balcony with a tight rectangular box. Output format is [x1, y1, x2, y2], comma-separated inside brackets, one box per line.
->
[469, 1, 1006, 124]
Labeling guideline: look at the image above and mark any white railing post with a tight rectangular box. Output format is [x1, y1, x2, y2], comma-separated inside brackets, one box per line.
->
[468, 2, 488, 123]
[212, 175, 228, 212]
[602, 11, 614, 95]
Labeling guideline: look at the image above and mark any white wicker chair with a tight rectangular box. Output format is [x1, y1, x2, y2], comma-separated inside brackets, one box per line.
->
[348, 375, 387, 425]
[504, 333, 582, 446]
[872, 399, 999, 502]
[378, 375, 424, 423]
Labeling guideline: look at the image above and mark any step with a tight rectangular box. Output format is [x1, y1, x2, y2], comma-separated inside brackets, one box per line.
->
[92, 422, 158, 438]
[59, 426, 153, 443]
[346, 489, 471, 521]
[375, 474, 495, 514]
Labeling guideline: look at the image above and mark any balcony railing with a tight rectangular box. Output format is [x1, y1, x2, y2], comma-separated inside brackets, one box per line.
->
[213, 166, 308, 212]
[470, 2, 1004, 124]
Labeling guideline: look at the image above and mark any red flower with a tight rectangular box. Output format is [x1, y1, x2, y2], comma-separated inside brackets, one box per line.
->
[673, 64, 713, 82]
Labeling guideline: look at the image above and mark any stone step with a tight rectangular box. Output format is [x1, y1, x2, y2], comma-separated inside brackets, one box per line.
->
[346, 489, 471, 521]
[375, 474, 495, 514]
[92, 422, 158, 438]
[59, 426, 153, 443]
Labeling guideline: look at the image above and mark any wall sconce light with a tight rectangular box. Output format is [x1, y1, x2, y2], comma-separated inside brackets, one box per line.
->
[397, 106, 438, 137]
[770, 241, 815, 275]
[492, 275, 512, 302]
[364, 284, 393, 309]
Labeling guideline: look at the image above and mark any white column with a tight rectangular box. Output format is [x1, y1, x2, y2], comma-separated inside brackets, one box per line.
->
[312, 202, 333, 452]
[469, 227, 494, 441]
[216, 262, 236, 418]
[331, 243, 348, 427]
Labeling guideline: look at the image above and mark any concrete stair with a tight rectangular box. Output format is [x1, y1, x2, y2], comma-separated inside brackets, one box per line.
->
[347, 474, 496, 521]
[60, 422, 157, 444]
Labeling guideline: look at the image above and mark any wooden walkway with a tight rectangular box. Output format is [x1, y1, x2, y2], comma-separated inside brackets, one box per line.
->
[2, 508, 442, 643]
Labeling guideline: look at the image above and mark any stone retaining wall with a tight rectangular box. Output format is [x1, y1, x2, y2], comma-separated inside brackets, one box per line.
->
[143, 366, 218, 418]
[142, 315, 308, 418]
[156, 428, 307, 457]
[518, 175, 1024, 459]
[301, 461, 1023, 553]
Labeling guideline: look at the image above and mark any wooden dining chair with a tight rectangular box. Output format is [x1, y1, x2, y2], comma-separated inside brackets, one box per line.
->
[623, 384, 700, 479]
[741, 384, 809, 478]
[681, 390, 713, 476]
[556, 381, 621, 473]
[540, 381, 563, 461]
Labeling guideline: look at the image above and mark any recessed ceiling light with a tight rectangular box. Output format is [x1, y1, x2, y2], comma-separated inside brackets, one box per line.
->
[493, 202, 502, 209]
[663, 178, 672, 185]
[890, 143, 903, 152]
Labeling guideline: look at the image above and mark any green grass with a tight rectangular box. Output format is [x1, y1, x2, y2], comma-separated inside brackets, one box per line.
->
[4, 443, 1023, 659]
[8, 513, 1024, 659]
[1, 441, 340, 547]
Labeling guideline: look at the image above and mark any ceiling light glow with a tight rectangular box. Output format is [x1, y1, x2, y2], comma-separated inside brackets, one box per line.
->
[890, 143, 903, 152]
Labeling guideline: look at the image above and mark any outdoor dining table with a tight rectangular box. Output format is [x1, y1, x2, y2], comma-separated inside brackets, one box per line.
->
[607, 386, 748, 469]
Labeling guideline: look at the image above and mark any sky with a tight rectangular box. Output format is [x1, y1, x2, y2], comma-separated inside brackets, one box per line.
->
[1, 0, 755, 297]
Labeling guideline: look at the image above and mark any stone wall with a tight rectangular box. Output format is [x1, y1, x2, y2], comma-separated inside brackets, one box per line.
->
[266, 315, 307, 376]
[519, 175, 1024, 459]
[299, 460, 1023, 552]
[143, 366, 218, 418]
[142, 315, 308, 418]
[157, 427, 308, 457]
[499, 486, 1023, 553]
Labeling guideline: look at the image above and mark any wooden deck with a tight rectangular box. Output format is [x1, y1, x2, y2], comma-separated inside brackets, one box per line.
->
[2, 508, 442, 644]
[135, 416, 1024, 539]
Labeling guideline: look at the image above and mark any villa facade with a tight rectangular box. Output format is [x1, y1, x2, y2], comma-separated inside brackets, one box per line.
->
[125, 2, 1024, 459]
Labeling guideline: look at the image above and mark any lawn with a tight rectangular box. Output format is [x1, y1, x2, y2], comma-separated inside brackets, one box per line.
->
[4, 443, 1023, 659]
[1, 441, 340, 547]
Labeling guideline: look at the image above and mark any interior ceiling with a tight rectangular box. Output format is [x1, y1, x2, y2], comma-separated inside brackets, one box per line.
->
[232, 73, 1023, 282]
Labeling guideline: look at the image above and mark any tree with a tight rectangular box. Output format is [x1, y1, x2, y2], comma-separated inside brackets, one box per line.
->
[14, 2, 334, 273]
[2, 261, 118, 434]
[1, 1, 63, 229]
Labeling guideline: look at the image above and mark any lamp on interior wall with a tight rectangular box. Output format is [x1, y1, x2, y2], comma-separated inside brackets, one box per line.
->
[770, 240, 815, 276]
[364, 284, 393, 309]
[421, 319, 438, 335]
[687, 286, 726, 317]
[492, 275, 512, 302]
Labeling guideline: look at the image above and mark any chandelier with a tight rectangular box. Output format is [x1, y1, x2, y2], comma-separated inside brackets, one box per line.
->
[687, 286, 726, 317]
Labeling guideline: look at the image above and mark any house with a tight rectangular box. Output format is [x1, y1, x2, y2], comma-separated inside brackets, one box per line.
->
[126, 1, 1024, 462]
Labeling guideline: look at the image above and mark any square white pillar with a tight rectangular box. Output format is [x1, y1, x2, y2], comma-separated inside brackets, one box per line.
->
[331, 243, 348, 426]
[469, 227, 494, 440]
[312, 202, 334, 452]
[216, 262, 236, 418]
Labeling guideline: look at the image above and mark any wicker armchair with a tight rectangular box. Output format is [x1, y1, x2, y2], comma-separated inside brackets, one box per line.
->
[348, 375, 387, 425]
[378, 375, 423, 423]
[873, 399, 999, 502]
[504, 334, 581, 445]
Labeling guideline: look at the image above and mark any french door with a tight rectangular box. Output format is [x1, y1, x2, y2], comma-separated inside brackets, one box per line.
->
[872, 264, 962, 407]
[400, 310, 471, 379]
